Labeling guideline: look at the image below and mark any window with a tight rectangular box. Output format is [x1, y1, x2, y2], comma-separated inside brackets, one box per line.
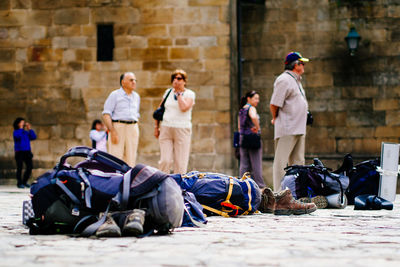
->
[97, 24, 114, 61]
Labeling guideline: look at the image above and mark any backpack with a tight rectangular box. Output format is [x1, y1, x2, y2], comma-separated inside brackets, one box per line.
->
[345, 159, 380, 205]
[281, 158, 350, 200]
[26, 146, 184, 236]
[121, 164, 184, 234]
[171, 171, 261, 217]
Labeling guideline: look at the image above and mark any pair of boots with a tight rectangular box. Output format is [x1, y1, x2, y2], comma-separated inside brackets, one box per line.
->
[95, 209, 146, 237]
[259, 188, 317, 215]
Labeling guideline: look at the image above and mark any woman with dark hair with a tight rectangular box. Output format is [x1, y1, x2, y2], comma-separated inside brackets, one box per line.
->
[238, 91, 266, 189]
[90, 119, 107, 152]
[154, 69, 195, 174]
[13, 117, 36, 188]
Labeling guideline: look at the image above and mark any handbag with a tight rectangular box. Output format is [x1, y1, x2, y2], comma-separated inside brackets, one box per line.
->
[307, 111, 313, 125]
[239, 106, 261, 149]
[153, 89, 172, 121]
[241, 133, 261, 149]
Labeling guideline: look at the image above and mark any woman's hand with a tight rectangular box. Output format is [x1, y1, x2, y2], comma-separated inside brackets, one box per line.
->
[250, 126, 258, 133]
[154, 126, 160, 139]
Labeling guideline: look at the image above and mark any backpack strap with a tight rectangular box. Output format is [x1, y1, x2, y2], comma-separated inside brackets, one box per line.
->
[121, 169, 132, 210]
[76, 203, 111, 237]
[78, 169, 92, 209]
[58, 146, 131, 173]
[201, 205, 229, 217]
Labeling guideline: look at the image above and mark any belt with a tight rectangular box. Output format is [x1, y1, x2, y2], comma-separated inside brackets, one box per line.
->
[112, 120, 137, 124]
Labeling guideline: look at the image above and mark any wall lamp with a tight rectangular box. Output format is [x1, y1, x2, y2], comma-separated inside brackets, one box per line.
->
[345, 27, 361, 56]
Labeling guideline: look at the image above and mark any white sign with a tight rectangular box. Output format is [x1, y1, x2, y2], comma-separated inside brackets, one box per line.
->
[378, 142, 400, 202]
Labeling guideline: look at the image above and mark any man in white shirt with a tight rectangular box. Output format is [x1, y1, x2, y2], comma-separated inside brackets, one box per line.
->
[102, 72, 140, 166]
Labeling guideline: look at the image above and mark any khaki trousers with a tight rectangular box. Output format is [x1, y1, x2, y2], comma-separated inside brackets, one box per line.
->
[107, 122, 139, 167]
[158, 125, 191, 174]
[273, 134, 305, 192]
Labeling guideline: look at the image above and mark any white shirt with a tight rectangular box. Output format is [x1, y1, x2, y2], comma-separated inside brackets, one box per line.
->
[161, 88, 195, 128]
[90, 130, 107, 152]
[102, 88, 140, 121]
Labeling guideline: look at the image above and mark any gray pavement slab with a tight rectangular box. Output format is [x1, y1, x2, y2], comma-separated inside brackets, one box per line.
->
[1, 185, 400, 267]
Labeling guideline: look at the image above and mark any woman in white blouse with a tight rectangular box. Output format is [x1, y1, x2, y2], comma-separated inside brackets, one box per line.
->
[154, 69, 195, 174]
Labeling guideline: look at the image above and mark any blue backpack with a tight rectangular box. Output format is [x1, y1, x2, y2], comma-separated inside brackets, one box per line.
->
[345, 159, 380, 205]
[27, 147, 185, 236]
[171, 171, 261, 217]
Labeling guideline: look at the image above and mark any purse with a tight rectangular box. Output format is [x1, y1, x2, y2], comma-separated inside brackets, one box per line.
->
[153, 89, 172, 121]
[307, 111, 313, 125]
[241, 133, 261, 149]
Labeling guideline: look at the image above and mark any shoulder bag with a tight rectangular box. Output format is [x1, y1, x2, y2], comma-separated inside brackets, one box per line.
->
[240, 107, 261, 149]
[153, 89, 172, 121]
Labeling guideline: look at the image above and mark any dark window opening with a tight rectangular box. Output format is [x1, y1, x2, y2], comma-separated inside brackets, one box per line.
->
[97, 24, 114, 61]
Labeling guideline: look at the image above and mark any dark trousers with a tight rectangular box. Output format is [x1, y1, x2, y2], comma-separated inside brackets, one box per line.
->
[15, 151, 33, 186]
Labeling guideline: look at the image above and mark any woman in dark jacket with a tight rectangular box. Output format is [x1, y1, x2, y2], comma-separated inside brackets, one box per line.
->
[13, 117, 36, 188]
[238, 91, 266, 189]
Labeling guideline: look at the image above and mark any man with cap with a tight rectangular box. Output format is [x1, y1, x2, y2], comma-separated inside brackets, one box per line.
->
[270, 52, 310, 191]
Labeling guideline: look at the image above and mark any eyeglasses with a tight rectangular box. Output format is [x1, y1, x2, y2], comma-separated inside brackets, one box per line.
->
[174, 76, 184, 81]
[298, 62, 305, 66]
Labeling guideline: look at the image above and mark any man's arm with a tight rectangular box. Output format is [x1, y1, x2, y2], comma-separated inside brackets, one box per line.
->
[270, 104, 279, 125]
[102, 113, 118, 144]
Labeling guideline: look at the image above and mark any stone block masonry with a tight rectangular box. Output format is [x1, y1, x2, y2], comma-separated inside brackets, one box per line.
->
[0, 0, 232, 179]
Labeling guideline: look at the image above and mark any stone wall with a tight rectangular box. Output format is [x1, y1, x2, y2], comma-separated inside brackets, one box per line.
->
[0, 0, 233, 179]
[239, 0, 400, 184]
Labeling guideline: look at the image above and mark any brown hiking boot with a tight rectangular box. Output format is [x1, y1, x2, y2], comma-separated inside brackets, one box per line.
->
[258, 187, 275, 213]
[274, 189, 317, 215]
[95, 213, 121, 237]
[122, 209, 145, 237]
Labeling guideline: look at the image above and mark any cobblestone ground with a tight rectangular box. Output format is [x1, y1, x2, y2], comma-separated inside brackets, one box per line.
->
[1, 186, 400, 267]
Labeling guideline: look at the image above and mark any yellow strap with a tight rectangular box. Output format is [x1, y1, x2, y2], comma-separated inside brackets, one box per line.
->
[243, 179, 253, 213]
[241, 172, 251, 181]
[225, 177, 234, 202]
[202, 205, 229, 218]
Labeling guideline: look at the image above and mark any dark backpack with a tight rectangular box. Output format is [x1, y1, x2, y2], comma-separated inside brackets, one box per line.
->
[171, 171, 261, 217]
[281, 157, 350, 200]
[345, 159, 380, 205]
[27, 146, 185, 236]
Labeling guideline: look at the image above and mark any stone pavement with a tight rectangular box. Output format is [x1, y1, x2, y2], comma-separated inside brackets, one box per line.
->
[1, 186, 400, 267]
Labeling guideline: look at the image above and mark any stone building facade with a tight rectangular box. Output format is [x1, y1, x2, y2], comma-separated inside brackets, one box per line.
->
[239, 0, 400, 183]
[1, 0, 400, 187]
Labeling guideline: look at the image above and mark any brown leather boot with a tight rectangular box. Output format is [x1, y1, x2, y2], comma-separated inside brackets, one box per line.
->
[258, 187, 275, 213]
[274, 189, 317, 215]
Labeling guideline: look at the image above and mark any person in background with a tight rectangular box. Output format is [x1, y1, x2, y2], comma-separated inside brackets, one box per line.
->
[270, 52, 309, 191]
[154, 69, 195, 174]
[102, 72, 140, 166]
[90, 119, 107, 152]
[238, 91, 266, 189]
[13, 117, 36, 188]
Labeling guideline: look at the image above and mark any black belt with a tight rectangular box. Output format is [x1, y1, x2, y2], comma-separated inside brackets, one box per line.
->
[112, 120, 137, 124]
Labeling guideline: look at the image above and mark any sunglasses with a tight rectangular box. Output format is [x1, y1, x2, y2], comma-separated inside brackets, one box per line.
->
[174, 76, 184, 81]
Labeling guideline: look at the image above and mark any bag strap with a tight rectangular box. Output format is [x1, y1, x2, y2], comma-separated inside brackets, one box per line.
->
[160, 89, 172, 109]
[183, 205, 205, 228]
[286, 72, 305, 99]
[201, 205, 229, 217]
[76, 203, 111, 237]
[58, 146, 131, 173]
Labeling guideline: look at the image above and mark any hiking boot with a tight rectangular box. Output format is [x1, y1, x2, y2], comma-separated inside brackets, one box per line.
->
[258, 187, 275, 213]
[298, 195, 328, 209]
[311, 195, 328, 209]
[274, 189, 317, 215]
[122, 209, 145, 236]
[95, 214, 121, 237]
